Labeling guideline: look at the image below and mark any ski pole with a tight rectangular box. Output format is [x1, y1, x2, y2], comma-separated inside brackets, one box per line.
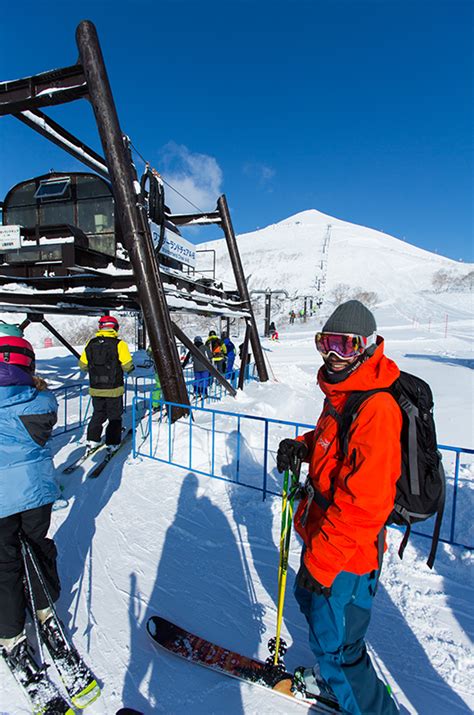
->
[20, 533, 46, 665]
[273, 458, 302, 666]
[277, 469, 290, 589]
[20, 533, 71, 651]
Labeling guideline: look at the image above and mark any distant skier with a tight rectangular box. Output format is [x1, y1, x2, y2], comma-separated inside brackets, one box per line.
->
[205, 330, 227, 374]
[277, 300, 400, 714]
[220, 331, 236, 376]
[289, 310, 296, 325]
[269, 321, 279, 340]
[0, 324, 60, 662]
[79, 315, 134, 453]
[182, 336, 212, 396]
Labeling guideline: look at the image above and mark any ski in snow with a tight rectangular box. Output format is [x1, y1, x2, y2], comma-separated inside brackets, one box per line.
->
[146, 616, 341, 713]
[40, 614, 101, 709]
[87, 429, 133, 479]
[62, 442, 106, 474]
[0, 640, 74, 715]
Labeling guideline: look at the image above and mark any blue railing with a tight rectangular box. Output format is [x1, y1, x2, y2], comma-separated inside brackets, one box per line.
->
[132, 397, 474, 552]
[51, 363, 258, 437]
[50, 374, 154, 436]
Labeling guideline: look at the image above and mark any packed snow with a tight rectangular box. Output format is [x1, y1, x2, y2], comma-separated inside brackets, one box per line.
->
[0, 210, 473, 714]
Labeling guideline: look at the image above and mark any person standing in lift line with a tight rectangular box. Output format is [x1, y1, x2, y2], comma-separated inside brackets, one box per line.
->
[0, 324, 61, 660]
[79, 315, 134, 454]
[277, 300, 401, 715]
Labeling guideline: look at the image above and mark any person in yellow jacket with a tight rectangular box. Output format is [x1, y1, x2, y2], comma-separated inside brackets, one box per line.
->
[79, 315, 134, 453]
[205, 330, 227, 374]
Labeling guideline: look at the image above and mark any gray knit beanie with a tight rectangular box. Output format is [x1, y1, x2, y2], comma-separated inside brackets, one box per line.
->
[322, 300, 376, 337]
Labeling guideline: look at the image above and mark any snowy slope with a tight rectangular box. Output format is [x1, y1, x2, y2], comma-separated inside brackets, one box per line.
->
[0, 209, 472, 714]
[198, 208, 473, 322]
[1, 309, 472, 715]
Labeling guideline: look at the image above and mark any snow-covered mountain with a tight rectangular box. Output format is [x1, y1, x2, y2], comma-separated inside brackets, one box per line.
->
[198, 209, 473, 321]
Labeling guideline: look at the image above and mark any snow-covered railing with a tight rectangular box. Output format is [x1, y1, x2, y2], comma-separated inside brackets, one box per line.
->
[131, 398, 474, 553]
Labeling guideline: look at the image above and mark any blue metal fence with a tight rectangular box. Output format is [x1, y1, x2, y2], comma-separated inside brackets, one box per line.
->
[132, 396, 474, 552]
[51, 363, 258, 437]
[50, 374, 154, 436]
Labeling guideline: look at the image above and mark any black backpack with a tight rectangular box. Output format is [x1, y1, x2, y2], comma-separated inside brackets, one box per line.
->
[85, 337, 124, 390]
[328, 371, 446, 568]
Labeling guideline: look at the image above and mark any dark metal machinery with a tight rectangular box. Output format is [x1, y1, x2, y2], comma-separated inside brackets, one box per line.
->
[250, 288, 289, 337]
[0, 21, 189, 418]
[217, 196, 268, 382]
[76, 21, 189, 417]
[0, 20, 269, 412]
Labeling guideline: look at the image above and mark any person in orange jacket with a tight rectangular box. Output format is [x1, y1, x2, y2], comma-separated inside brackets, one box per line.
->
[277, 300, 401, 714]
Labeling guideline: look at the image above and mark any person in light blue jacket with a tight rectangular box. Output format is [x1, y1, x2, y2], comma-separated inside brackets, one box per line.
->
[0, 324, 61, 658]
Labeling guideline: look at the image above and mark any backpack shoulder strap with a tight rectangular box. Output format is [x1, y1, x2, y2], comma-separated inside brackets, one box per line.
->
[427, 458, 446, 569]
[336, 389, 386, 457]
[390, 377, 421, 496]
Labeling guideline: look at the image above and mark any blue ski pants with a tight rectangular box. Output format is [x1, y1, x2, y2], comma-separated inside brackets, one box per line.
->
[294, 567, 398, 715]
[194, 371, 210, 396]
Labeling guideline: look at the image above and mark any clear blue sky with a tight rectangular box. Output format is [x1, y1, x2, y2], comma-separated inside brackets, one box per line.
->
[0, 0, 472, 260]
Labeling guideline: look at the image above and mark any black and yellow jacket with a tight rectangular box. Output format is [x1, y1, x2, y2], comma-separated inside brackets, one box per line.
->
[79, 329, 134, 397]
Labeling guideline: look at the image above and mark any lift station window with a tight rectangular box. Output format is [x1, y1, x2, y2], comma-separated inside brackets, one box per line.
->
[34, 178, 71, 200]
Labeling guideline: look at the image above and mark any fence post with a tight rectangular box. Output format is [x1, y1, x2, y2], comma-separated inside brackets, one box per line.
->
[64, 386, 68, 433]
[168, 402, 172, 462]
[236, 415, 241, 483]
[211, 412, 216, 476]
[450, 451, 460, 544]
[444, 314, 449, 339]
[132, 398, 137, 458]
[189, 408, 193, 470]
[148, 391, 153, 458]
[262, 421, 269, 501]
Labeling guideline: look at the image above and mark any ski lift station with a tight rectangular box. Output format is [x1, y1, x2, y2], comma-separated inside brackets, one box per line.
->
[0, 20, 268, 416]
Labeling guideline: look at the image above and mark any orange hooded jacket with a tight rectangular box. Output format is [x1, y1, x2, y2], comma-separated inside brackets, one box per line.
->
[294, 339, 402, 587]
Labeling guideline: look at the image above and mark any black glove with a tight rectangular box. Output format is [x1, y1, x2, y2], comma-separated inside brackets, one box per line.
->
[276, 439, 308, 474]
[296, 562, 332, 597]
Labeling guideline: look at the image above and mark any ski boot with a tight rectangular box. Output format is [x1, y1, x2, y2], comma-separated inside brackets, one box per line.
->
[40, 615, 101, 709]
[1, 635, 73, 714]
[292, 666, 340, 709]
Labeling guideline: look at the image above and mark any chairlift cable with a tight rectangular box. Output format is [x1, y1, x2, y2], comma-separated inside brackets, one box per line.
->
[129, 141, 204, 213]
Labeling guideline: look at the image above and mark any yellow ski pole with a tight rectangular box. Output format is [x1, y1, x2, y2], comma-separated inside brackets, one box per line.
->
[273, 460, 302, 667]
[277, 469, 290, 590]
[274, 493, 294, 665]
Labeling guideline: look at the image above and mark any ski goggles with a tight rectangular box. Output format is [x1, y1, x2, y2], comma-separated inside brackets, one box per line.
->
[315, 331, 374, 359]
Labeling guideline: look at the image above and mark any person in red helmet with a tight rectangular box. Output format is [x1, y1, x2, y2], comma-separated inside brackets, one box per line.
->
[0, 324, 61, 671]
[277, 300, 401, 714]
[79, 315, 134, 453]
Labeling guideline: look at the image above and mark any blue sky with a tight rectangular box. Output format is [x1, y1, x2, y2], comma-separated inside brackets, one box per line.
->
[0, 0, 472, 260]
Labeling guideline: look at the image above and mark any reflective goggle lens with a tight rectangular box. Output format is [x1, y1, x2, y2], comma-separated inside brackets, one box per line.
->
[315, 332, 367, 358]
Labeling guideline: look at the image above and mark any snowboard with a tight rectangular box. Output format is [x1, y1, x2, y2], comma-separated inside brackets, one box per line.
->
[146, 616, 340, 713]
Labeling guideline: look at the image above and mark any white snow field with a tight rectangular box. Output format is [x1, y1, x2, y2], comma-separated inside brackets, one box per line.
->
[0, 210, 473, 714]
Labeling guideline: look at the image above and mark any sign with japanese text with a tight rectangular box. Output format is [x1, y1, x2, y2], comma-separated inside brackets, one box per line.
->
[149, 222, 196, 268]
[0, 225, 21, 251]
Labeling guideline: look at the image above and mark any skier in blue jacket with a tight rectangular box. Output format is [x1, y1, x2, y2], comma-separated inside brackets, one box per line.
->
[221, 332, 236, 377]
[0, 324, 61, 666]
